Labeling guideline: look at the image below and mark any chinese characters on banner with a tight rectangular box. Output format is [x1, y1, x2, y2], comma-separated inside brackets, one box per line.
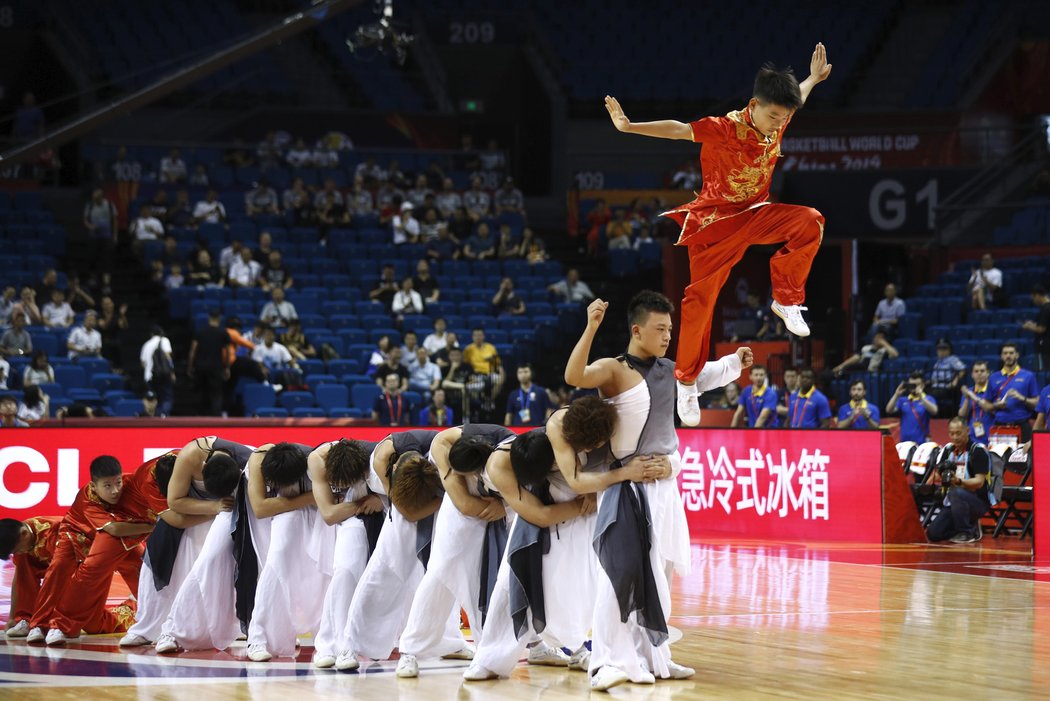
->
[676, 429, 885, 542]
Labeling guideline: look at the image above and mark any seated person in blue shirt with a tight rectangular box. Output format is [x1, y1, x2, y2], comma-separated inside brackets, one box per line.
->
[462, 222, 496, 261]
[731, 364, 779, 428]
[786, 368, 832, 429]
[989, 342, 1039, 441]
[1032, 381, 1050, 432]
[959, 360, 994, 445]
[885, 371, 937, 444]
[836, 379, 881, 429]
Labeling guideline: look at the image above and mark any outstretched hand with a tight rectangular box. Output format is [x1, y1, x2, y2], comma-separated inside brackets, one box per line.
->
[736, 346, 754, 369]
[809, 42, 832, 82]
[586, 298, 609, 329]
[604, 96, 630, 132]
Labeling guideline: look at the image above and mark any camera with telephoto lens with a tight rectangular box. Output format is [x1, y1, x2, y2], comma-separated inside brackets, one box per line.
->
[939, 466, 957, 489]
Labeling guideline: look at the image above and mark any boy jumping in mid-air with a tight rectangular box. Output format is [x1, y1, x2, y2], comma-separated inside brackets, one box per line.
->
[605, 42, 832, 426]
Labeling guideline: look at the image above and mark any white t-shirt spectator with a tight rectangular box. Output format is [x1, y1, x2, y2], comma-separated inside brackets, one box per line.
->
[391, 289, 424, 315]
[286, 146, 313, 168]
[194, 199, 227, 224]
[0, 356, 8, 389]
[969, 267, 1003, 295]
[550, 279, 595, 303]
[354, 161, 386, 182]
[140, 335, 173, 382]
[463, 189, 491, 218]
[435, 191, 462, 217]
[259, 300, 299, 326]
[874, 297, 907, 324]
[131, 215, 165, 241]
[67, 325, 102, 359]
[228, 257, 262, 287]
[423, 331, 448, 355]
[392, 214, 420, 245]
[160, 156, 188, 182]
[42, 302, 74, 328]
[312, 148, 339, 168]
[252, 342, 294, 370]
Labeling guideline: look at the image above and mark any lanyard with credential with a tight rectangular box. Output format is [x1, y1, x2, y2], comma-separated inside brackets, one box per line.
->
[907, 398, 925, 428]
[791, 394, 811, 427]
[750, 386, 764, 423]
[385, 393, 403, 424]
[519, 389, 528, 410]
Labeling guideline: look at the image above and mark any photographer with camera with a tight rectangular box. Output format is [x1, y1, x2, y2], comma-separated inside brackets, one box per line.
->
[885, 371, 937, 444]
[926, 417, 990, 544]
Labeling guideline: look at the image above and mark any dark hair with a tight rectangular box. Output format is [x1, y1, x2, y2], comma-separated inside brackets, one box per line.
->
[627, 290, 674, 328]
[154, 454, 177, 497]
[260, 443, 308, 488]
[1001, 342, 1019, 354]
[751, 364, 768, 374]
[449, 435, 495, 474]
[389, 451, 441, 513]
[909, 370, 925, 382]
[23, 385, 43, 407]
[850, 379, 866, 390]
[948, 416, 967, 429]
[325, 439, 370, 487]
[203, 452, 241, 497]
[799, 367, 816, 378]
[562, 395, 617, 450]
[0, 518, 23, 560]
[90, 455, 122, 481]
[509, 430, 554, 490]
[972, 360, 989, 370]
[753, 63, 803, 109]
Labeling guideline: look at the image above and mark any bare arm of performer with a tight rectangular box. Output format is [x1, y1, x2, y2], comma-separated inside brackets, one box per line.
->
[604, 97, 692, 140]
[308, 443, 360, 526]
[487, 450, 596, 528]
[247, 444, 316, 519]
[168, 437, 234, 516]
[548, 411, 655, 494]
[798, 42, 832, 104]
[158, 510, 215, 529]
[731, 404, 746, 428]
[430, 427, 504, 520]
[369, 438, 397, 496]
[564, 299, 621, 392]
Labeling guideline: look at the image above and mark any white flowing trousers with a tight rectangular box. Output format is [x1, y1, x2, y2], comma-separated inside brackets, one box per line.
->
[313, 516, 370, 659]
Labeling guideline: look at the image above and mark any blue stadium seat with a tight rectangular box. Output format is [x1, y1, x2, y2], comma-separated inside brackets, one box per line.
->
[328, 407, 363, 418]
[113, 399, 145, 417]
[256, 407, 289, 418]
[315, 384, 349, 412]
[55, 366, 88, 390]
[292, 407, 326, 418]
[244, 383, 277, 416]
[90, 374, 125, 394]
[278, 391, 315, 411]
[351, 383, 382, 412]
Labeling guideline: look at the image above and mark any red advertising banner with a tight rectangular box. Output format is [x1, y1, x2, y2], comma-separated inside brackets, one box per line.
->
[1034, 433, 1049, 562]
[675, 429, 885, 542]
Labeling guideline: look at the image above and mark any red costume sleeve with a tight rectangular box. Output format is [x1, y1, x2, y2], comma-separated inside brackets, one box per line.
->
[117, 457, 171, 523]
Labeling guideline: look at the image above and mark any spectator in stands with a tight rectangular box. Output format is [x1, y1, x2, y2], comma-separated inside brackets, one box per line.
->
[165, 263, 184, 290]
[432, 331, 460, 370]
[1022, 284, 1050, 370]
[149, 260, 166, 289]
[928, 339, 967, 415]
[193, 189, 227, 225]
[734, 291, 779, 342]
[870, 283, 906, 339]
[494, 177, 525, 216]
[424, 161, 447, 190]
[406, 174, 432, 209]
[926, 416, 992, 544]
[968, 253, 1002, 310]
[435, 178, 462, 218]
[704, 381, 741, 410]
[189, 165, 209, 187]
[731, 364, 778, 428]
[36, 269, 58, 303]
[606, 209, 632, 251]
[148, 189, 171, 222]
[223, 317, 263, 414]
[228, 247, 262, 289]
[426, 225, 461, 261]
[548, 268, 594, 303]
[373, 348, 408, 391]
[17, 385, 49, 424]
[13, 287, 42, 326]
[256, 131, 282, 170]
[348, 175, 374, 216]
[282, 177, 313, 225]
[259, 287, 298, 327]
[520, 228, 548, 265]
[496, 224, 520, 259]
[385, 159, 409, 189]
[224, 139, 254, 168]
[463, 177, 491, 221]
[354, 156, 385, 186]
[285, 138, 312, 168]
[392, 202, 420, 245]
[160, 148, 187, 183]
[959, 360, 994, 445]
[418, 208, 445, 243]
[585, 199, 612, 254]
[67, 310, 102, 360]
[463, 222, 496, 260]
[400, 331, 421, 362]
[22, 350, 53, 387]
[836, 379, 880, 429]
[218, 239, 240, 277]
[491, 277, 526, 316]
[314, 178, 344, 210]
[672, 162, 701, 190]
[373, 372, 414, 427]
[311, 139, 339, 168]
[786, 368, 831, 428]
[440, 346, 471, 418]
[408, 347, 442, 403]
[369, 264, 399, 310]
[632, 224, 655, 251]
[97, 296, 128, 367]
[254, 231, 275, 263]
[187, 249, 222, 288]
[391, 277, 424, 317]
[419, 387, 454, 426]
[375, 181, 404, 215]
[447, 205, 473, 241]
[479, 138, 505, 174]
[251, 328, 301, 389]
[0, 285, 15, 329]
[0, 355, 7, 390]
[167, 189, 194, 228]
[42, 290, 73, 329]
[990, 342, 1038, 441]
[831, 330, 899, 375]
[0, 394, 29, 428]
[1, 313, 32, 356]
[412, 260, 440, 306]
[158, 235, 182, 269]
[367, 335, 393, 375]
[885, 371, 936, 443]
[245, 179, 280, 218]
[130, 205, 164, 250]
[463, 327, 504, 406]
[423, 318, 449, 357]
[138, 390, 160, 418]
[259, 250, 293, 292]
[65, 276, 95, 313]
[281, 320, 316, 362]
[504, 364, 551, 426]
[83, 189, 117, 244]
[140, 325, 174, 417]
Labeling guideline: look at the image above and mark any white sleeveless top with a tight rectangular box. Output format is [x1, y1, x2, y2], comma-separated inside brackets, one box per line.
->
[606, 380, 649, 461]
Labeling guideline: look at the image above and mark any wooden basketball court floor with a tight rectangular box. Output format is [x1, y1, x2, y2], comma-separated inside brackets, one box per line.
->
[2, 537, 1048, 700]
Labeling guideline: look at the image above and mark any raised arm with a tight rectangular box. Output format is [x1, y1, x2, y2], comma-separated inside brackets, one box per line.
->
[605, 96, 692, 141]
[564, 299, 618, 389]
[798, 42, 832, 105]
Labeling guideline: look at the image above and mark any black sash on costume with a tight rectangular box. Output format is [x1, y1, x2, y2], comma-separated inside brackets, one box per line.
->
[211, 439, 258, 635]
[415, 512, 434, 569]
[359, 510, 384, 558]
[508, 478, 554, 639]
[478, 517, 508, 626]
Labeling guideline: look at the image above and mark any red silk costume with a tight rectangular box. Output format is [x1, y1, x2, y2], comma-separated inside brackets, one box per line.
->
[9, 516, 61, 624]
[662, 108, 824, 383]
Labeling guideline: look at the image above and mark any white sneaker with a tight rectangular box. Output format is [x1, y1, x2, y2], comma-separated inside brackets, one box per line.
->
[247, 643, 272, 662]
[771, 302, 810, 338]
[395, 653, 419, 678]
[676, 381, 700, 427]
[634, 668, 656, 684]
[567, 645, 590, 671]
[441, 643, 475, 660]
[6, 620, 29, 638]
[335, 650, 360, 671]
[313, 652, 336, 669]
[26, 627, 45, 644]
[665, 661, 696, 679]
[527, 643, 569, 667]
[591, 665, 629, 691]
[155, 634, 179, 654]
[462, 662, 499, 681]
[44, 629, 67, 646]
[119, 632, 150, 647]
